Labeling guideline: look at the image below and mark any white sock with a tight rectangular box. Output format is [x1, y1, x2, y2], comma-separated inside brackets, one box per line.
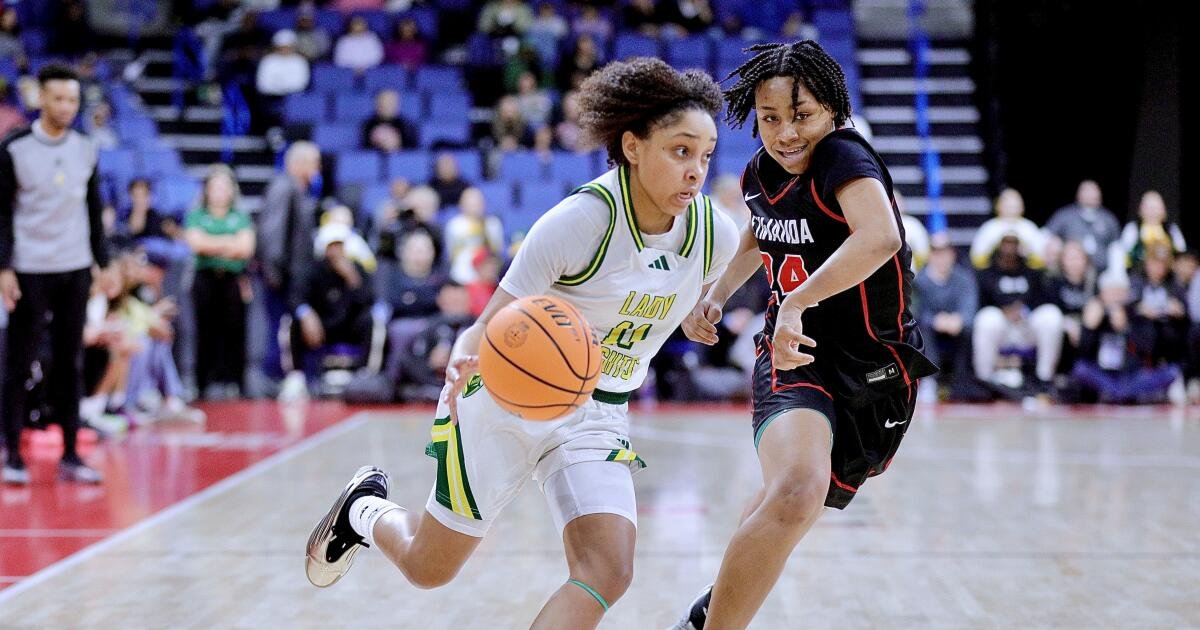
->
[348, 496, 400, 547]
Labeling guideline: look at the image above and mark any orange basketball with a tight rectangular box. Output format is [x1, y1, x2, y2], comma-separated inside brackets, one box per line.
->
[478, 295, 603, 421]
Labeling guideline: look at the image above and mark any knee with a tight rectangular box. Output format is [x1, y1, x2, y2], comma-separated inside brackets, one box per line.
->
[761, 469, 827, 531]
[1031, 304, 1064, 330]
[973, 307, 1005, 337]
[405, 564, 459, 590]
[573, 556, 635, 604]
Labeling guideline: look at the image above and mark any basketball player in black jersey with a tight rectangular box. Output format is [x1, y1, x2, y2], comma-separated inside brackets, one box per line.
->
[673, 41, 937, 629]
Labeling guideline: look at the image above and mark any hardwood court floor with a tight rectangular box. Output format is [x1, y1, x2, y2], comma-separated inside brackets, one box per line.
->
[1, 402, 1198, 628]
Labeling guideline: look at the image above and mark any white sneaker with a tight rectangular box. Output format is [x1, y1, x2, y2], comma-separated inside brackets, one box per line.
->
[278, 371, 310, 403]
[157, 398, 207, 423]
[1168, 376, 1187, 406]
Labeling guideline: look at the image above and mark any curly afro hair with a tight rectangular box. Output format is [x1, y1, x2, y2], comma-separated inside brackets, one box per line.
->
[576, 57, 723, 166]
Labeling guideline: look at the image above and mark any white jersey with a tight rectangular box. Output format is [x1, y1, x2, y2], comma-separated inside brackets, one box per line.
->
[501, 165, 738, 395]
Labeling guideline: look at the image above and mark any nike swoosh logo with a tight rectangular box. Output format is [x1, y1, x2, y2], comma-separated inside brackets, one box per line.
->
[884, 418, 908, 428]
[744, 193, 761, 201]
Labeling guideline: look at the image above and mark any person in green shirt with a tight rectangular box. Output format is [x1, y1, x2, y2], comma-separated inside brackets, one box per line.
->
[184, 164, 255, 400]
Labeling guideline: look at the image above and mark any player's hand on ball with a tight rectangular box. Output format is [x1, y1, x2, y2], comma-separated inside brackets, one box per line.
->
[442, 355, 480, 425]
[682, 298, 723, 345]
[771, 321, 816, 370]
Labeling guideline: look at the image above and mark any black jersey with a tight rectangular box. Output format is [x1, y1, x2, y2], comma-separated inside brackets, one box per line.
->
[743, 129, 937, 405]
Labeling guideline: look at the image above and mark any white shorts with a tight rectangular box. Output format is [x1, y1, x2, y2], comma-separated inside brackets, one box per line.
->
[423, 381, 645, 538]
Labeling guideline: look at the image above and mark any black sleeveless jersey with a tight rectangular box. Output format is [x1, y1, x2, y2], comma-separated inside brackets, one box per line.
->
[743, 129, 937, 404]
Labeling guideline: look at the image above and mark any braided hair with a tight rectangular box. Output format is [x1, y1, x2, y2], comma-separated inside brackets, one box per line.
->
[723, 40, 851, 137]
[577, 57, 723, 166]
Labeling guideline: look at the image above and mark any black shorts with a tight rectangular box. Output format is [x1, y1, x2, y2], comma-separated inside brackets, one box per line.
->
[751, 341, 918, 510]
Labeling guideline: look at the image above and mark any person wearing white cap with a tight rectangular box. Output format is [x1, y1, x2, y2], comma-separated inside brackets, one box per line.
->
[277, 222, 376, 401]
[257, 29, 311, 97]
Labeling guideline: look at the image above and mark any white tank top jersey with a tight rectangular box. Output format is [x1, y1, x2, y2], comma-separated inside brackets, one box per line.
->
[500, 165, 739, 395]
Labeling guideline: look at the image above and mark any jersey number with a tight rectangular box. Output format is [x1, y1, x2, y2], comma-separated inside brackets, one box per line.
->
[602, 321, 652, 350]
[761, 253, 809, 299]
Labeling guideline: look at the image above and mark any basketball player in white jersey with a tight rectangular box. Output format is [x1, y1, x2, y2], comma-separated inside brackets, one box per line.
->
[305, 57, 738, 628]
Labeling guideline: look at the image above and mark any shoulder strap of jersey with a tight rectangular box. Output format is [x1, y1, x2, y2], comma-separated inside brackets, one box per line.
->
[556, 182, 618, 286]
[678, 196, 700, 257]
[702, 195, 715, 277]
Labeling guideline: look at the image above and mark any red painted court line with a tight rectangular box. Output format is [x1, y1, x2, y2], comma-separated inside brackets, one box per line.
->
[0, 401, 363, 590]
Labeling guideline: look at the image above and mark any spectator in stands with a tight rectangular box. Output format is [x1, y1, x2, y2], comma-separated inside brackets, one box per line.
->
[914, 234, 978, 401]
[1185, 253, 1200, 401]
[294, 8, 332, 62]
[429, 152, 471, 208]
[623, 0, 663, 36]
[371, 177, 412, 250]
[1128, 244, 1189, 370]
[658, 0, 716, 35]
[334, 16, 385, 73]
[0, 80, 27, 138]
[526, 2, 568, 66]
[52, 0, 93, 57]
[711, 174, 750, 228]
[256, 29, 310, 131]
[969, 187, 1045, 269]
[445, 187, 505, 284]
[362, 89, 416, 153]
[84, 101, 120, 150]
[384, 17, 428, 71]
[781, 9, 820, 41]
[110, 251, 204, 422]
[258, 141, 322, 381]
[973, 234, 1064, 395]
[79, 265, 136, 427]
[381, 229, 445, 320]
[279, 208, 377, 401]
[896, 191, 929, 271]
[1046, 239, 1096, 374]
[1043, 179, 1121, 273]
[321, 205, 377, 273]
[466, 247, 501, 317]
[1117, 190, 1186, 271]
[478, 0, 534, 40]
[1071, 271, 1181, 404]
[331, 0, 385, 10]
[556, 34, 602, 93]
[553, 89, 583, 151]
[393, 281, 474, 402]
[376, 184, 444, 267]
[216, 8, 267, 87]
[571, 5, 613, 42]
[492, 94, 532, 151]
[122, 179, 182, 243]
[185, 164, 254, 400]
[514, 70, 552, 129]
[0, 8, 23, 62]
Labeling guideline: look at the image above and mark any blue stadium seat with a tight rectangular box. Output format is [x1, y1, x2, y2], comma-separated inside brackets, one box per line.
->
[386, 150, 433, 183]
[138, 147, 185, 179]
[313, 9, 345, 36]
[115, 117, 158, 146]
[400, 7, 439, 40]
[519, 182, 568, 215]
[333, 93, 375, 123]
[497, 151, 546, 182]
[400, 93, 424, 120]
[310, 64, 357, 92]
[475, 181, 514, 215]
[612, 33, 659, 60]
[335, 150, 384, 186]
[98, 149, 137, 181]
[716, 37, 748, 68]
[431, 149, 483, 182]
[427, 91, 471, 121]
[364, 65, 410, 93]
[19, 30, 47, 57]
[418, 121, 471, 148]
[257, 8, 297, 33]
[664, 36, 712, 71]
[155, 177, 201, 217]
[353, 10, 394, 39]
[414, 65, 465, 93]
[312, 123, 362, 152]
[359, 182, 394, 222]
[283, 93, 327, 125]
[548, 151, 595, 186]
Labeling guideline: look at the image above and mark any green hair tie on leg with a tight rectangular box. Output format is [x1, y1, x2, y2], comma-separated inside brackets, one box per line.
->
[567, 578, 610, 612]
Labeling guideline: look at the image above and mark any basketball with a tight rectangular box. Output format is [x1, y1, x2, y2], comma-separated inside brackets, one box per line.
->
[478, 295, 603, 421]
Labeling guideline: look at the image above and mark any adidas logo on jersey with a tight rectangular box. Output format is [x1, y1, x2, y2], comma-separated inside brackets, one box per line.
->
[648, 255, 671, 270]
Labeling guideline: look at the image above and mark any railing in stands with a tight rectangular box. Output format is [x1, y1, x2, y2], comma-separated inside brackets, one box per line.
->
[907, 0, 946, 235]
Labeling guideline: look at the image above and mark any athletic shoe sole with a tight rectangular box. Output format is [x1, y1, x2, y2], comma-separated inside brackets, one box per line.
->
[305, 465, 389, 587]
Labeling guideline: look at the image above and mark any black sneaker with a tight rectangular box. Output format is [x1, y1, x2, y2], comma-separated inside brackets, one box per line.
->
[305, 465, 390, 587]
[666, 584, 712, 629]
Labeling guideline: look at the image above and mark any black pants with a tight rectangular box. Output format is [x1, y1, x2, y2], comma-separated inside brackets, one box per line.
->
[289, 309, 373, 378]
[192, 268, 247, 394]
[2, 268, 91, 466]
